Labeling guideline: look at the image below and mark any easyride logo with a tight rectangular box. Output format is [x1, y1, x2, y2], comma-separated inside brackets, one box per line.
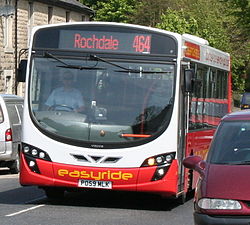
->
[58, 169, 134, 181]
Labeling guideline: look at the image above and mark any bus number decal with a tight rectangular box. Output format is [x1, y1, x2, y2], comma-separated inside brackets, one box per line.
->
[133, 35, 151, 53]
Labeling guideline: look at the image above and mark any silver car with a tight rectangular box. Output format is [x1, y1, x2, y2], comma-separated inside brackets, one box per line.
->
[0, 94, 23, 174]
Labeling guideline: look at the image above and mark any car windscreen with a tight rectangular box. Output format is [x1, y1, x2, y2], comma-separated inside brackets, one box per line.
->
[208, 121, 250, 165]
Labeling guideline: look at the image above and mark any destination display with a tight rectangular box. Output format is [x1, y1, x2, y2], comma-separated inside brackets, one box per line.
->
[59, 30, 152, 54]
[33, 25, 177, 56]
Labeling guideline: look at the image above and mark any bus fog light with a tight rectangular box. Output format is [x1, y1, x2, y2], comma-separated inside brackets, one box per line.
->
[24, 155, 41, 174]
[29, 160, 36, 167]
[151, 166, 169, 181]
[157, 168, 165, 176]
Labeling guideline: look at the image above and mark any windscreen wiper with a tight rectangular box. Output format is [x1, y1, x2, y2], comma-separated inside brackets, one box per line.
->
[44, 52, 105, 70]
[233, 161, 250, 165]
[90, 54, 134, 71]
[90, 54, 169, 74]
[219, 161, 250, 165]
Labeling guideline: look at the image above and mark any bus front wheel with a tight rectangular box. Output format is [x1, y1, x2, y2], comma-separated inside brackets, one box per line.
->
[44, 187, 65, 200]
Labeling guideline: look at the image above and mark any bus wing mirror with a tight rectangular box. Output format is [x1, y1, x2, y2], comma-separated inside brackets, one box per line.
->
[17, 59, 27, 82]
[184, 69, 194, 92]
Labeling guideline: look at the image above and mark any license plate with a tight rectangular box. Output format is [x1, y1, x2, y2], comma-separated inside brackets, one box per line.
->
[78, 179, 112, 189]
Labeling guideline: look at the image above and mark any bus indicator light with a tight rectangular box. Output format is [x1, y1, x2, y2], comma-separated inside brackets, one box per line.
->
[148, 158, 156, 166]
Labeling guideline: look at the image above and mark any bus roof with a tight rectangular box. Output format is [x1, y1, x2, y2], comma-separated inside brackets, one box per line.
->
[182, 33, 230, 71]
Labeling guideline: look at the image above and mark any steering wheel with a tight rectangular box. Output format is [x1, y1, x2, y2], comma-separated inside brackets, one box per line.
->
[48, 104, 74, 111]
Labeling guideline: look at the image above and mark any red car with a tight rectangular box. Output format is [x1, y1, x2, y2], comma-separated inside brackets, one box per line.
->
[183, 110, 250, 225]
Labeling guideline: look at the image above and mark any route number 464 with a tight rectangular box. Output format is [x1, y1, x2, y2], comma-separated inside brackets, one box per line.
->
[132, 35, 151, 53]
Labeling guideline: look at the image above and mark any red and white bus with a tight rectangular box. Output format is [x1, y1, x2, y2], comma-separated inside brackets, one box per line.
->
[18, 22, 231, 200]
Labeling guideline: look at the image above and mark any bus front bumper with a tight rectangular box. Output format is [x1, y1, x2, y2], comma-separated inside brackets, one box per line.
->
[20, 153, 179, 197]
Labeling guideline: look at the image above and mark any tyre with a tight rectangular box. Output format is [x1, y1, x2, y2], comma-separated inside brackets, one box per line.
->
[9, 158, 20, 174]
[44, 187, 65, 201]
[177, 192, 187, 205]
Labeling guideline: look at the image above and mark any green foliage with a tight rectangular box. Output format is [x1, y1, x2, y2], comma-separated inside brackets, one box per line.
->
[95, 0, 136, 22]
[231, 56, 246, 91]
[81, 0, 137, 23]
[80, 0, 107, 10]
[133, 0, 171, 26]
[225, 0, 250, 33]
[156, 9, 199, 35]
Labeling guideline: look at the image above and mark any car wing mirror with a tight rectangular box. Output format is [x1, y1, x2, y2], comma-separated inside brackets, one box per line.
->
[183, 155, 206, 175]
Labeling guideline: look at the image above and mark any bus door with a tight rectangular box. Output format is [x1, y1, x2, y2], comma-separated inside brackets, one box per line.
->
[177, 63, 192, 197]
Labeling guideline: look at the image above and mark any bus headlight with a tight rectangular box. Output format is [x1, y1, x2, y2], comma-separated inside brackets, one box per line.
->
[197, 198, 242, 210]
[22, 143, 51, 161]
[141, 152, 176, 181]
[21, 143, 52, 174]
[141, 152, 175, 167]
[31, 149, 38, 156]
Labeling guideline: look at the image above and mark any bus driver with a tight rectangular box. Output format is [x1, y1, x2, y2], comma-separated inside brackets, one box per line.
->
[45, 71, 85, 113]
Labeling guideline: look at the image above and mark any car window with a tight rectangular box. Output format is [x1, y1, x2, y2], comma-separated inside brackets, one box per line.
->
[16, 104, 23, 122]
[0, 106, 3, 123]
[6, 104, 21, 125]
[209, 121, 250, 164]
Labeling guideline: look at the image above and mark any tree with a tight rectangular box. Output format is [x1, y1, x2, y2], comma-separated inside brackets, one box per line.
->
[80, 0, 107, 10]
[95, 0, 137, 22]
[133, 0, 188, 27]
[223, 0, 250, 92]
[156, 9, 199, 35]
[225, 0, 250, 33]
[80, 0, 137, 23]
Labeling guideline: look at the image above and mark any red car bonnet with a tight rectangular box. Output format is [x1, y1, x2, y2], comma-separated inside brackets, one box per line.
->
[204, 164, 250, 201]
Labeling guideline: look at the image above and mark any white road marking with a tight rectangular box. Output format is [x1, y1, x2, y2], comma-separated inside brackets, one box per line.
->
[5, 204, 45, 217]
[0, 174, 19, 179]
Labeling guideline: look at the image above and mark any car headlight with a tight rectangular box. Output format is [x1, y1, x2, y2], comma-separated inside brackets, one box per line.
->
[198, 198, 242, 210]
